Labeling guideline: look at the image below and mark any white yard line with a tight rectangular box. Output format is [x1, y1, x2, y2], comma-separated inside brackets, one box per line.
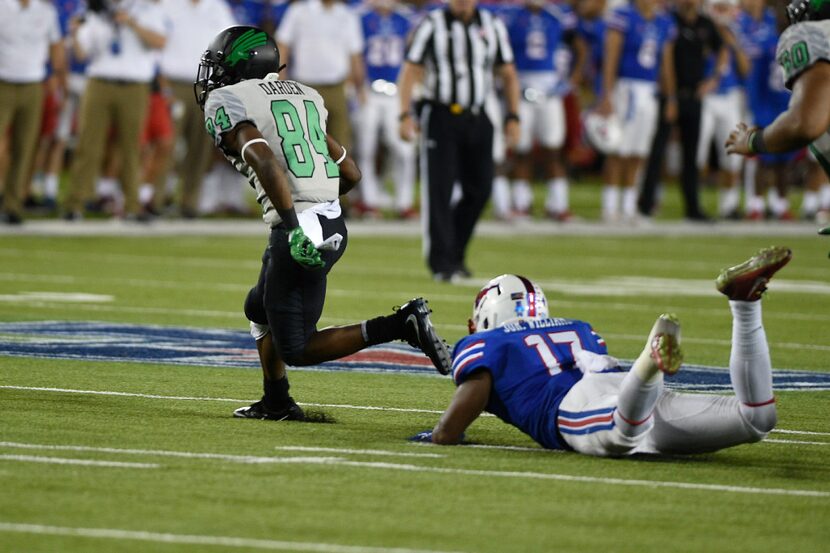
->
[763, 439, 829, 446]
[0, 454, 158, 469]
[0, 441, 826, 498]
[0, 523, 463, 553]
[773, 428, 830, 436]
[295, 459, 830, 498]
[4, 387, 830, 437]
[0, 385, 447, 414]
[0, 442, 342, 465]
[274, 446, 445, 458]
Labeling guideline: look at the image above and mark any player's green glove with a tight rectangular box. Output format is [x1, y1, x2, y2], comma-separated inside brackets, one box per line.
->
[288, 227, 325, 269]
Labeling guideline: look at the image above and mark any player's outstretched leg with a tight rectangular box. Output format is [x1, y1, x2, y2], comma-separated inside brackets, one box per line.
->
[639, 248, 791, 454]
[719, 246, 791, 437]
[615, 314, 683, 439]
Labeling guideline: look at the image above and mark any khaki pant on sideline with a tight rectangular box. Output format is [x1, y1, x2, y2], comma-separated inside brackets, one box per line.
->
[168, 80, 215, 214]
[67, 78, 149, 215]
[0, 81, 45, 216]
[307, 82, 352, 151]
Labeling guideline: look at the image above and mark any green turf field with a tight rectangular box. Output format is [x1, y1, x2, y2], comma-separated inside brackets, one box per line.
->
[1, 226, 829, 552]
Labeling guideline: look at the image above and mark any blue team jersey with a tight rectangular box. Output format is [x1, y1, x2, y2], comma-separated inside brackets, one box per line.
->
[504, 4, 576, 82]
[270, 0, 290, 28]
[606, 4, 676, 83]
[57, 0, 86, 74]
[361, 9, 412, 83]
[704, 50, 741, 94]
[737, 9, 780, 120]
[228, 0, 267, 27]
[578, 15, 606, 93]
[451, 318, 609, 450]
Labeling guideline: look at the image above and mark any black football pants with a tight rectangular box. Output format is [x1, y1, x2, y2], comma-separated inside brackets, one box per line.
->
[420, 103, 494, 275]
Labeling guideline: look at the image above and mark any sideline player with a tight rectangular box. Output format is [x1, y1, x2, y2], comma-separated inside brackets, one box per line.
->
[598, 0, 677, 221]
[503, 0, 585, 221]
[195, 26, 452, 420]
[726, 0, 830, 183]
[412, 246, 790, 456]
[355, 0, 416, 219]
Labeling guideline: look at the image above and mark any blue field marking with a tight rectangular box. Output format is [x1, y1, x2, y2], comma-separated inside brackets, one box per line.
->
[1, 321, 829, 392]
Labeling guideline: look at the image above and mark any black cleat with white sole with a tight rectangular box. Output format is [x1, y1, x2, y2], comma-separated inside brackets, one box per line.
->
[233, 398, 306, 421]
[397, 297, 453, 375]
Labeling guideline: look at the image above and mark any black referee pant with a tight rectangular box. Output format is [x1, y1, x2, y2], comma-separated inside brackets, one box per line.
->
[639, 94, 707, 219]
[420, 102, 494, 277]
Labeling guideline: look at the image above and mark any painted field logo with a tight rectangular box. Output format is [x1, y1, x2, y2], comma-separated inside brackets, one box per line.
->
[1, 321, 829, 391]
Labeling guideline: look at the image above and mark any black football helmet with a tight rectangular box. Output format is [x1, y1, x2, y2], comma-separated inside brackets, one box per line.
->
[787, 0, 830, 23]
[194, 26, 283, 109]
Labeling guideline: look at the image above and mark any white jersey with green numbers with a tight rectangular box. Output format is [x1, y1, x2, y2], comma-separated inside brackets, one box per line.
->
[777, 20, 830, 176]
[203, 74, 340, 227]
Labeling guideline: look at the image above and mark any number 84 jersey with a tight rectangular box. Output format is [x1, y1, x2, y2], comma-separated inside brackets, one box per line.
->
[451, 317, 609, 450]
[204, 75, 341, 227]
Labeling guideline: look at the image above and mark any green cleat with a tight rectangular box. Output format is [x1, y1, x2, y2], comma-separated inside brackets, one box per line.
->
[715, 246, 792, 302]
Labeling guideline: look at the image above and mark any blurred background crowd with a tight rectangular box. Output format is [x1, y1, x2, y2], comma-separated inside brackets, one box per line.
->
[1, 0, 828, 225]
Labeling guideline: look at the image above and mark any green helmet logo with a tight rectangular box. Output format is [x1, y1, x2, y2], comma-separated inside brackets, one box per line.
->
[226, 29, 268, 67]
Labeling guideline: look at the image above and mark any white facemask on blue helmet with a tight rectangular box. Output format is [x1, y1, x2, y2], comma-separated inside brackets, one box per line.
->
[471, 274, 549, 333]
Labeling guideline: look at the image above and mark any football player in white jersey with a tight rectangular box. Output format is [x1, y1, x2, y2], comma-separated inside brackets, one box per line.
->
[726, 0, 830, 178]
[195, 26, 452, 421]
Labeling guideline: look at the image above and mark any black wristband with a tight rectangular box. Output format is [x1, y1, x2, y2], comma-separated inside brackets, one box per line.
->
[504, 112, 519, 124]
[277, 207, 300, 230]
[749, 129, 768, 154]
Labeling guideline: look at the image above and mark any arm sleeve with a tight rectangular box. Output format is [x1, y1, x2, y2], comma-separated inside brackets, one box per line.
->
[606, 8, 629, 33]
[451, 338, 492, 385]
[204, 87, 249, 147]
[136, 4, 168, 36]
[347, 11, 364, 54]
[493, 16, 514, 65]
[48, 5, 62, 43]
[777, 21, 830, 90]
[405, 17, 434, 64]
[276, 4, 298, 45]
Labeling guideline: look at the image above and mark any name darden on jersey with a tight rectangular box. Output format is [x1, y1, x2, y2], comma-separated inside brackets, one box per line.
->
[258, 80, 305, 96]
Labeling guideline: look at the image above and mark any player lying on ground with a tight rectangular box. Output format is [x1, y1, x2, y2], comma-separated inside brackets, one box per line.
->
[412, 247, 791, 456]
[725, 0, 830, 174]
[195, 26, 452, 421]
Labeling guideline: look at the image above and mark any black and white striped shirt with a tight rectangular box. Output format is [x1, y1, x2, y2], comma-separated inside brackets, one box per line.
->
[406, 7, 514, 111]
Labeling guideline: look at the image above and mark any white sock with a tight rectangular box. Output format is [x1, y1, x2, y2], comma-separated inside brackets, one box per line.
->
[491, 175, 511, 218]
[44, 174, 59, 199]
[820, 183, 830, 209]
[97, 177, 118, 197]
[545, 177, 568, 214]
[512, 179, 533, 213]
[139, 184, 154, 205]
[729, 300, 777, 433]
[802, 191, 819, 216]
[719, 187, 740, 216]
[743, 159, 757, 211]
[747, 195, 765, 214]
[602, 185, 620, 220]
[614, 370, 662, 438]
[622, 187, 638, 217]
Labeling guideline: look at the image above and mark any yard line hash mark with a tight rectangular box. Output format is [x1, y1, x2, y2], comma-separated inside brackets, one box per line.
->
[0, 523, 464, 553]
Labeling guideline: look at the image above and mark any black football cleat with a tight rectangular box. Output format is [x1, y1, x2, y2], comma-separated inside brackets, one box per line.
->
[397, 297, 453, 375]
[233, 398, 306, 421]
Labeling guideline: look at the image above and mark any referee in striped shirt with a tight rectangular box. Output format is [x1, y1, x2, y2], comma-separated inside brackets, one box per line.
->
[398, 0, 520, 282]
